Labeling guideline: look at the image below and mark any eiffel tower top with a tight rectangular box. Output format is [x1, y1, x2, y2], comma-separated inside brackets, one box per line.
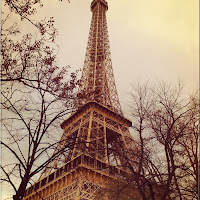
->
[78, 0, 123, 116]
[91, 0, 108, 10]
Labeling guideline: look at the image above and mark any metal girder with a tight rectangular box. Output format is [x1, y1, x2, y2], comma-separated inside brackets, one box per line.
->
[78, 0, 123, 116]
[23, 1, 136, 199]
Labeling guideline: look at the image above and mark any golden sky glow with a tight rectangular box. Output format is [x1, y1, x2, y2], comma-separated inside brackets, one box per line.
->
[1, 1, 199, 198]
[113, 0, 198, 55]
[5, 0, 198, 95]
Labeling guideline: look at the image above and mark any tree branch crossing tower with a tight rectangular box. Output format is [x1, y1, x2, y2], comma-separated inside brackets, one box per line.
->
[24, 0, 134, 199]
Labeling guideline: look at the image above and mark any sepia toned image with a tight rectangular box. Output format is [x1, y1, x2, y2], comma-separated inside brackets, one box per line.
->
[1, 0, 198, 200]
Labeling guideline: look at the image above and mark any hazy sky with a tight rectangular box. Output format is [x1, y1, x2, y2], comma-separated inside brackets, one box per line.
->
[2, 0, 199, 198]
[36, 0, 198, 112]
[5, 0, 199, 111]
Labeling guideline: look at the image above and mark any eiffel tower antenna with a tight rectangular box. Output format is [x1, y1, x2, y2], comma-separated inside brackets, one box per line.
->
[23, 1, 134, 199]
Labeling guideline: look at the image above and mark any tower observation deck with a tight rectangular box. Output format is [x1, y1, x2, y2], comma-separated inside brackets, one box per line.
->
[23, 1, 135, 199]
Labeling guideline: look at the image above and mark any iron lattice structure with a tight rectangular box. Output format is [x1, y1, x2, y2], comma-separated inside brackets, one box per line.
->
[23, 1, 134, 199]
[79, 0, 123, 116]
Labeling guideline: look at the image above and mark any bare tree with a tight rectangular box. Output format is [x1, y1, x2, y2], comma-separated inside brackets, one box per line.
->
[108, 81, 198, 200]
[146, 81, 198, 200]
[1, 1, 81, 200]
[1, 32, 80, 200]
[174, 95, 199, 199]
[110, 81, 158, 200]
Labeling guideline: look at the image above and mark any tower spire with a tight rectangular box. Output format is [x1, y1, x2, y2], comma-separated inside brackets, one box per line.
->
[80, 0, 123, 115]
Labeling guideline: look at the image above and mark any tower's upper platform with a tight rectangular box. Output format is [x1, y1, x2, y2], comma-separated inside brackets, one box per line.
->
[91, 0, 108, 11]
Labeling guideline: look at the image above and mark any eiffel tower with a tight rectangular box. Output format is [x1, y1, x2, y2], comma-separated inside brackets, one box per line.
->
[23, 0, 134, 199]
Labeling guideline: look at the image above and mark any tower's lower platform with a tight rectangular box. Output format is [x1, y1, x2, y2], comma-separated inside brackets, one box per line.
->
[24, 154, 129, 200]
